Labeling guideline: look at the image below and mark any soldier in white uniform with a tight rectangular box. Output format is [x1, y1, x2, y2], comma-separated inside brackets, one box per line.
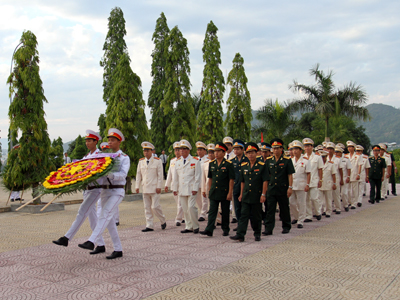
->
[335, 143, 351, 211]
[173, 140, 201, 234]
[289, 141, 311, 228]
[319, 150, 337, 217]
[379, 143, 392, 200]
[53, 130, 107, 254]
[196, 141, 209, 221]
[78, 128, 130, 259]
[302, 138, 324, 221]
[165, 141, 184, 226]
[345, 141, 363, 209]
[326, 142, 343, 214]
[356, 145, 371, 206]
[223, 136, 237, 223]
[136, 142, 167, 232]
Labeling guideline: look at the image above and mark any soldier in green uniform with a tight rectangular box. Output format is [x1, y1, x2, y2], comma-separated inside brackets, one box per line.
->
[200, 142, 235, 237]
[368, 145, 386, 204]
[230, 143, 269, 242]
[263, 138, 295, 235]
[231, 139, 249, 230]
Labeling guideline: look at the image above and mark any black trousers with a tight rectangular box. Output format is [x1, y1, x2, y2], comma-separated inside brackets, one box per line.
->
[390, 172, 396, 194]
[205, 198, 230, 233]
[369, 178, 382, 203]
[162, 163, 167, 179]
[237, 202, 262, 239]
[265, 194, 291, 232]
[233, 193, 242, 222]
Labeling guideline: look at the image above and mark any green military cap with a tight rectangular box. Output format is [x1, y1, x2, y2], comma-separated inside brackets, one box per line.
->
[214, 142, 228, 152]
[232, 139, 245, 149]
[244, 142, 259, 153]
[270, 138, 284, 148]
[260, 142, 271, 151]
[372, 145, 381, 150]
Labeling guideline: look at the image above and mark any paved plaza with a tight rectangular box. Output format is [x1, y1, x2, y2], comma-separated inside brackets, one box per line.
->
[0, 185, 399, 299]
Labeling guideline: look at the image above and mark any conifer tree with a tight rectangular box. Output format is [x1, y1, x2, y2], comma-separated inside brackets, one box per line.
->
[70, 135, 86, 160]
[106, 53, 148, 193]
[161, 26, 196, 150]
[100, 7, 128, 105]
[97, 113, 107, 141]
[148, 12, 171, 152]
[6, 30, 52, 202]
[224, 53, 252, 140]
[50, 137, 64, 169]
[197, 21, 225, 144]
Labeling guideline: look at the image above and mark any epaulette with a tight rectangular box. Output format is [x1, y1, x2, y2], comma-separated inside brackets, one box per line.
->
[193, 157, 199, 160]
[226, 160, 232, 163]
[303, 156, 309, 160]
[209, 159, 215, 163]
[328, 161, 334, 164]
[139, 157, 145, 161]
[266, 156, 273, 160]
[154, 157, 160, 160]
[363, 154, 368, 158]
[241, 162, 248, 166]
[369, 156, 374, 158]
[177, 157, 182, 160]
[257, 155, 262, 158]
[122, 153, 128, 156]
[283, 156, 291, 159]
[258, 161, 265, 165]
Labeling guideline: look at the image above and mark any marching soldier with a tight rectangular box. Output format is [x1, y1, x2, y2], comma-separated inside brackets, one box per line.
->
[356, 145, 370, 207]
[335, 145, 351, 212]
[165, 141, 184, 226]
[319, 150, 337, 217]
[78, 128, 130, 259]
[263, 138, 295, 235]
[231, 139, 249, 230]
[173, 140, 201, 234]
[223, 136, 237, 223]
[201, 144, 216, 198]
[195, 141, 209, 221]
[345, 141, 363, 209]
[368, 145, 386, 203]
[200, 142, 235, 237]
[302, 138, 324, 222]
[328, 143, 343, 214]
[259, 142, 272, 162]
[230, 143, 269, 242]
[289, 140, 310, 228]
[53, 130, 107, 254]
[136, 142, 167, 232]
[379, 143, 392, 200]
[389, 151, 397, 196]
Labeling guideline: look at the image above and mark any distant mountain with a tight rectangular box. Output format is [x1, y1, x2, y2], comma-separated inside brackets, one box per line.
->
[359, 103, 400, 145]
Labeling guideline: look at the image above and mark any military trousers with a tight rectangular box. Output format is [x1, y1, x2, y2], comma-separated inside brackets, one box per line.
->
[381, 177, 389, 198]
[205, 198, 230, 234]
[390, 172, 396, 194]
[233, 193, 242, 222]
[289, 190, 306, 225]
[179, 194, 199, 230]
[349, 182, 359, 207]
[305, 187, 322, 219]
[340, 182, 350, 208]
[265, 194, 291, 232]
[196, 190, 209, 219]
[173, 193, 184, 223]
[332, 185, 342, 211]
[320, 190, 333, 216]
[143, 193, 166, 229]
[97, 198, 119, 223]
[237, 202, 262, 239]
[369, 178, 382, 203]
[358, 181, 366, 204]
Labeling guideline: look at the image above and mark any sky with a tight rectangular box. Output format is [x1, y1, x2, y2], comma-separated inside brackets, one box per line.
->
[0, 0, 399, 147]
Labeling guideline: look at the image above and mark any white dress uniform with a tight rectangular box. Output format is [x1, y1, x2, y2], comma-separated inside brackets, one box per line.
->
[223, 137, 236, 220]
[173, 151, 201, 231]
[65, 148, 105, 246]
[344, 152, 363, 207]
[136, 155, 166, 229]
[303, 151, 324, 218]
[88, 149, 130, 252]
[332, 155, 345, 212]
[289, 154, 310, 226]
[196, 154, 209, 219]
[358, 153, 371, 204]
[381, 151, 392, 198]
[339, 154, 351, 210]
[10, 191, 21, 200]
[165, 156, 184, 224]
[319, 154, 337, 216]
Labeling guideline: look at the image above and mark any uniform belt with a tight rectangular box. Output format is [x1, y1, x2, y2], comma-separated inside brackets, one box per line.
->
[86, 186, 100, 190]
[100, 185, 125, 189]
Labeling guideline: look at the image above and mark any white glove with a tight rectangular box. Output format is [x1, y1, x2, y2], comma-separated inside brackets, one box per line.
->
[107, 173, 115, 180]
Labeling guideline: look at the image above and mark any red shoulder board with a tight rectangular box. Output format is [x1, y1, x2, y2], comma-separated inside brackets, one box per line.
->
[154, 157, 160, 160]
[193, 157, 199, 160]
[328, 161, 334, 164]
[139, 157, 145, 161]
[303, 157, 309, 160]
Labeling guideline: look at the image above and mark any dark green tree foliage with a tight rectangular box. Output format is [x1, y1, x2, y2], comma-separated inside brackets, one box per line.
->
[106, 53, 148, 192]
[97, 113, 107, 141]
[191, 93, 202, 117]
[148, 12, 171, 152]
[100, 7, 128, 104]
[161, 26, 196, 151]
[70, 135, 87, 160]
[197, 21, 225, 144]
[67, 139, 76, 155]
[5, 30, 51, 200]
[50, 137, 64, 169]
[225, 53, 252, 140]
[2, 147, 26, 190]
[7, 128, 18, 153]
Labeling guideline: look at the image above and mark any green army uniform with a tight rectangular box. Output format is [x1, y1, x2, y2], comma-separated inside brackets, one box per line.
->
[368, 154, 386, 203]
[256, 156, 264, 162]
[205, 158, 235, 234]
[236, 160, 269, 240]
[265, 154, 295, 233]
[232, 154, 249, 222]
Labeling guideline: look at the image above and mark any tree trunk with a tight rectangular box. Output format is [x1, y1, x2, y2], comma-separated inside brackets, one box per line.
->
[325, 116, 330, 142]
[32, 182, 42, 204]
[125, 176, 132, 194]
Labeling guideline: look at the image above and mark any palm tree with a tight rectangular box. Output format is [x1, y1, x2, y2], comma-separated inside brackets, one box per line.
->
[254, 99, 299, 145]
[289, 63, 370, 141]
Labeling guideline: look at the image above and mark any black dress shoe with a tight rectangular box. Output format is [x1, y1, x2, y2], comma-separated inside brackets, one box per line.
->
[161, 223, 167, 230]
[304, 219, 312, 223]
[142, 228, 154, 232]
[198, 217, 205, 222]
[336, 211, 341, 214]
[223, 232, 229, 236]
[291, 220, 297, 225]
[182, 220, 185, 223]
[282, 229, 290, 234]
[297, 224, 303, 228]
[230, 235, 244, 242]
[181, 229, 193, 233]
[255, 236, 261, 241]
[357, 203, 362, 207]
[392, 193, 397, 196]
[326, 215, 331, 218]
[345, 206, 349, 212]
[53, 236, 68, 247]
[176, 222, 181, 226]
[199, 230, 212, 236]
[106, 251, 123, 260]
[368, 200, 374, 204]
[216, 222, 222, 226]
[10, 199, 15, 202]
[193, 228, 199, 234]
[116, 222, 120, 226]
[363, 193, 366, 196]
[316, 215, 321, 220]
[350, 206, 356, 209]
[231, 218, 238, 224]
[332, 209, 336, 213]
[313, 215, 317, 218]
[376, 199, 380, 203]
[322, 212, 326, 216]
[78, 241, 94, 250]
[233, 227, 238, 231]
[90, 246, 105, 255]
[262, 231, 273, 236]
